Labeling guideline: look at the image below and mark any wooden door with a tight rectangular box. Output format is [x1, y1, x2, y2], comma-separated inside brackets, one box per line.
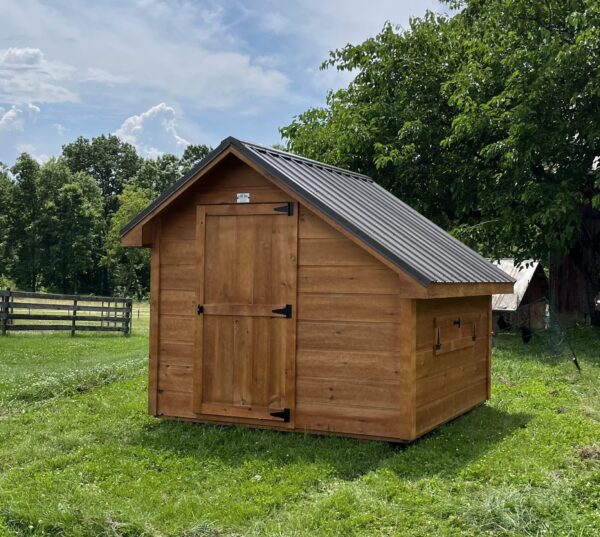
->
[193, 202, 297, 425]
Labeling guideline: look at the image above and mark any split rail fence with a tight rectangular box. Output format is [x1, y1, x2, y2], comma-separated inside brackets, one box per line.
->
[0, 290, 132, 336]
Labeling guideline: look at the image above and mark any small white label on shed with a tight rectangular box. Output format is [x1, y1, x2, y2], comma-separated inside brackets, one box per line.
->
[237, 192, 250, 203]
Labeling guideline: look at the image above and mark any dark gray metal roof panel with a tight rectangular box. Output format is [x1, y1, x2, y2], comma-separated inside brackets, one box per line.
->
[121, 136, 514, 285]
[236, 139, 513, 285]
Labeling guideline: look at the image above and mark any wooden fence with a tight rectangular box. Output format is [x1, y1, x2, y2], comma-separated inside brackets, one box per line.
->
[0, 290, 132, 336]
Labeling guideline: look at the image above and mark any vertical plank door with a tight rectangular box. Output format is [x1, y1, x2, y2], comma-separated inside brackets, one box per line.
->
[194, 202, 297, 426]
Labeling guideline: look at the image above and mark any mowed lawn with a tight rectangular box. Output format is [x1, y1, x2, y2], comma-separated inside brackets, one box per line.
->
[0, 322, 598, 536]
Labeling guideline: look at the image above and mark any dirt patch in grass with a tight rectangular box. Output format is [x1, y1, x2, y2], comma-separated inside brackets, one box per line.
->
[577, 444, 600, 461]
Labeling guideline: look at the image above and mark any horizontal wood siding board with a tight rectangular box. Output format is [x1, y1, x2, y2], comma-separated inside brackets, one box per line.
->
[417, 338, 488, 379]
[160, 315, 195, 343]
[416, 380, 487, 436]
[159, 342, 194, 365]
[416, 357, 488, 408]
[160, 264, 195, 290]
[298, 266, 400, 295]
[157, 390, 195, 418]
[296, 376, 401, 409]
[295, 402, 404, 439]
[158, 364, 193, 393]
[298, 206, 340, 239]
[297, 321, 400, 352]
[160, 239, 195, 265]
[296, 349, 403, 381]
[195, 188, 289, 205]
[160, 210, 196, 240]
[160, 290, 196, 316]
[299, 238, 381, 266]
[298, 293, 398, 323]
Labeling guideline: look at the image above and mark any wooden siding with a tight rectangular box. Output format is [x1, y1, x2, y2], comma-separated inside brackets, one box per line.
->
[155, 157, 289, 418]
[295, 205, 411, 440]
[415, 296, 490, 436]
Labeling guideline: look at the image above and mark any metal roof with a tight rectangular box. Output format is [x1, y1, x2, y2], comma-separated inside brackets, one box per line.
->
[121, 136, 514, 286]
[491, 259, 543, 311]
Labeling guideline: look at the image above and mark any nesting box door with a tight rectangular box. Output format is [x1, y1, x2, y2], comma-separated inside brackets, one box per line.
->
[193, 203, 297, 426]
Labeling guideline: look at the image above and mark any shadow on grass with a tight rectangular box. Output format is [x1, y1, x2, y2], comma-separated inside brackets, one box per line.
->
[382, 404, 531, 479]
[126, 404, 529, 482]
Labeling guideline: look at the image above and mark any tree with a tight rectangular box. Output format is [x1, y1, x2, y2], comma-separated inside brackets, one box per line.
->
[6, 154, 42, 291]
[0, 164, 13, 275]
[37, 159, 103, 293]
[281, 0, 600, 324]
[62, 134, 142, 216]
[103, 184, 152, 298]
[179, 143, 211, 175]
[132, 153, 181, 198]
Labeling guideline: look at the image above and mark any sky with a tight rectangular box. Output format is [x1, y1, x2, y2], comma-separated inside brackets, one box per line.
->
[0, 0, 445, 165]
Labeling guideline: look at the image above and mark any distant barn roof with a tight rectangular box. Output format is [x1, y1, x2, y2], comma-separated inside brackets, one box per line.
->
[121, 136, 514, 286]
[491, 259, 544, 311]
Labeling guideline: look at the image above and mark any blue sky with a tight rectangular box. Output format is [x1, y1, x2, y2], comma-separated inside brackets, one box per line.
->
[0, 0, 445, 165]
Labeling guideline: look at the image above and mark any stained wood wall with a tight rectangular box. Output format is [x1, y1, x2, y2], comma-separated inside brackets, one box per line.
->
[295, 206, 412, 440]
[415, 295, 490, 436]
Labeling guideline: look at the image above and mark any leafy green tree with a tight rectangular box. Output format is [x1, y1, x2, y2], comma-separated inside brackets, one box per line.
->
[38, 159, 103, 293]
[0, 164, 13, 277]
[179, 143, 211, 175]
[6, 154, 42, 291]
[103, 184, 152, 298]
[62, 135, 142, 216]
[132, 154, 181, 198]
[282, 0, 600, 324]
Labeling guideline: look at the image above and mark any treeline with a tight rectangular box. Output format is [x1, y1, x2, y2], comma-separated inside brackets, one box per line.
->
[0, 135, 211, 298]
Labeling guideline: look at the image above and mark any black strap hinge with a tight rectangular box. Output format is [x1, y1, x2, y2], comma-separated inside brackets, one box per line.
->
[274, 202, 294, 216]
[272, 304, 292, 318]
[197, 304, 204, 315]
[269, 408, 291, 422]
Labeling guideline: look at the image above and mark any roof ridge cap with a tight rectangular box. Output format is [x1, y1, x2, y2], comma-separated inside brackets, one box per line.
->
[240, 139, 373, 182]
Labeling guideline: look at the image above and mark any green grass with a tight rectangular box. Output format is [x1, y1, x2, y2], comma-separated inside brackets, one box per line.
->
[0, 303, 148, 411]
[0, 325, 598, 536]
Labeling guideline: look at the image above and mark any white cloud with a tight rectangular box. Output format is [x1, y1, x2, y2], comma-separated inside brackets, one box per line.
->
[16, 143, 50, 163]
[0, 2, 290, 112]
[0, 47, 78, 104]
[115, 102, 190, 158]
[54, 123, 66, 135]
[0, 103, 40, 132]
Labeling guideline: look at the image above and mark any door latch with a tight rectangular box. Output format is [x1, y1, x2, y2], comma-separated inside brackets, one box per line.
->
[197, 304, 204, 315]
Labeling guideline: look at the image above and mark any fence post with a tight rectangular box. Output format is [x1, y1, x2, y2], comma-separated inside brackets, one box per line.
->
[71, 295, 78, 337]
[0, 289, 8, 336]
[124, 299, 132, 336]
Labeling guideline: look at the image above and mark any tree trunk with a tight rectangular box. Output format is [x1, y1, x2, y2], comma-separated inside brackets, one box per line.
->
[550, 207, 600, 327]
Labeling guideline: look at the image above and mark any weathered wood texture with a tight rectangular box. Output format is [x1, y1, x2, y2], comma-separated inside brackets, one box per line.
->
[0, 289, 132, 336]
[415, 295, 490, 436]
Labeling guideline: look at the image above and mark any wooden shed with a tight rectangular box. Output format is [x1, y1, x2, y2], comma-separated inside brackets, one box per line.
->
[121, 137, 514, 442]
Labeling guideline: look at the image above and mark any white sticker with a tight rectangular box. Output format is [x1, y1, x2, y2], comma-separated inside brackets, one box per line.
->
[236, 192, 250, 203]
